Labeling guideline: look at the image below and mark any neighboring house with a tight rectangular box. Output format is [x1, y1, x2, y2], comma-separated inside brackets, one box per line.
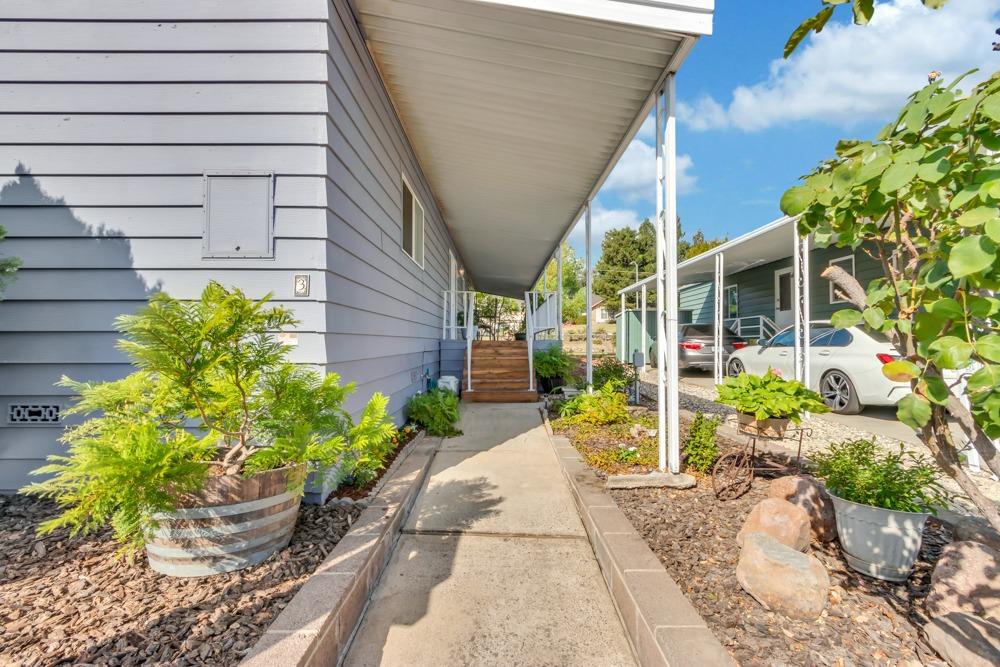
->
[0, 1, 713, 490]
[590, 298, 614, 324]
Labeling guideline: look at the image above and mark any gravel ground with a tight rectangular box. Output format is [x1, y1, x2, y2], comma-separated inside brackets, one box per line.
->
[639, 372, 1000, 512]
[612, 477, 951, 667]
[0, 495, 361, 667]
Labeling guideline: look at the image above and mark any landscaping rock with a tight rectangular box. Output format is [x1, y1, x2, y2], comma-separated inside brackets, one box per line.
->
[628, 422, 656, 439]
[768, 475, 837, 543]
[736, 497, 811, 552]
[924, 612, 1000, 667]
[954, 516, 1000, 553]
[926, 540, 1000, 621]
[736, 531, 829, 621]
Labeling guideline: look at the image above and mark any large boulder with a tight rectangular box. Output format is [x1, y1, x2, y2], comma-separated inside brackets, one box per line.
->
[924, 612, 1000, 667]
[768, 475, 837, 543]
[954, 516, 1000, 553]
[736, 531, 829, 621]
[926, 541, 1000, 621]
[737, 498, 811, 552]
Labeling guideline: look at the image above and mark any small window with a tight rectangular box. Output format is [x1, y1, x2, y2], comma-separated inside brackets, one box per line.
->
[777, 272, 793, 311]
[829, 255, 855, 303]
[725, 285, 739, 319]
[401, 177, 424, 267]
[202, 172, 274, 259]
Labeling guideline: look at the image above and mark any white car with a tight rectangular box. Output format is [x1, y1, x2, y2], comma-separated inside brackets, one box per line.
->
[725, 321, 910, 414]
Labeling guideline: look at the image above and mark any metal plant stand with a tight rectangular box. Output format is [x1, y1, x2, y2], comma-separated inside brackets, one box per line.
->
[711, 423, 812, 501]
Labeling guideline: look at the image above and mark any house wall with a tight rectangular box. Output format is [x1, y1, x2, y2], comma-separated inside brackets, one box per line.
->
[678, 245, 882, 327]
[0, 0, 462, 491]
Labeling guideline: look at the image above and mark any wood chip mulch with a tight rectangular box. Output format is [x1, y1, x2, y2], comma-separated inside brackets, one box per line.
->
[612, 474, 951, 667]
[0, 494, 360, 667]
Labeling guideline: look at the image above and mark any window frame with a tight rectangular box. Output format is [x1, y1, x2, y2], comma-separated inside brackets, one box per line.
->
[828, 254, 855, 304]
[401, 174, 425, 269]
[202, 170, 275, 259]
[724, 284, 739, 319]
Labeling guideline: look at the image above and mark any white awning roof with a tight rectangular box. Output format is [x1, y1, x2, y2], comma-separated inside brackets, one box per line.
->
[351, 0, 713, 297]
[618, 215, 811, 293]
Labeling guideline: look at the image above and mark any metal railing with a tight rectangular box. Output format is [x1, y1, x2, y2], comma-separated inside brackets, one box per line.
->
[724, 315, 778, 342]
[525, 291, 557, 391]
[442, 290, 477, 392]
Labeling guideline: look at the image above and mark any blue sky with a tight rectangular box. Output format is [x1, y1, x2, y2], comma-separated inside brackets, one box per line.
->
[568, 0, 1000, 261]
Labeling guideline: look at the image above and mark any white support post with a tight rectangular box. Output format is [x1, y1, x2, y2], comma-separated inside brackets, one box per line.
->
[802, 235, 811, 395]
[465, 291, 473, 392]
[557, 248, 564, 342]
[640, 285, 648, 372]
[585, 203, 594, 390]
[620, 293, 626, 362]
[793, 228, 803, 383]
[663, 75, 681, 475]
[526, 292, 535, 391]
[714, 252, 724, 385]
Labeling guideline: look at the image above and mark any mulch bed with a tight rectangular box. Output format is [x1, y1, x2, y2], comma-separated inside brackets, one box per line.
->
[0, 494, 361, 667]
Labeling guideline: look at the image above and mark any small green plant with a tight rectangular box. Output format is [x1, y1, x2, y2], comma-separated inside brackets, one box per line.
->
[22, 283, 394, 552]
[615, 444, 640, 464]
[716, 369, 829, 422]
[684, 412, 721, 473]
[590, 356, 636, 389]
[406, 388, 462, 437]
[558, 381, 629, 425]
[812, 439, 950, 513]
[533, 346, 575, 382]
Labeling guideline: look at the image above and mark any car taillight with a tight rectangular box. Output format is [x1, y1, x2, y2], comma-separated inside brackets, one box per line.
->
[876, 353, 898, 364]
[732, 342, 747, 350]
[680, 341, 703, 350]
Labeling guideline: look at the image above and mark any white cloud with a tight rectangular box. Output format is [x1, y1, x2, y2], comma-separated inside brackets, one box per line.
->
[603, 139, 697, 202]
[568, 204, 643, 248]
[679, 0, 1000, 132]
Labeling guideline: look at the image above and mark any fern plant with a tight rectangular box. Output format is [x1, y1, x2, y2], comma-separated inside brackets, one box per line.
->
[22, 282, 395, 552]
[406, 389, 462, 436]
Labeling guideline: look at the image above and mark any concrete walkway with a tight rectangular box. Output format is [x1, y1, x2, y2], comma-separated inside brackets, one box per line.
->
[342, 403, 636, 667]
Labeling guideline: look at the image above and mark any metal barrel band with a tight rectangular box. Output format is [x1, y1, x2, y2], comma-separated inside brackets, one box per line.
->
[151, 490, 298, 521]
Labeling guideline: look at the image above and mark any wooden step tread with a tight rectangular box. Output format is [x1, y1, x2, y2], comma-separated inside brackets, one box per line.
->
[463, 389, 539, 403]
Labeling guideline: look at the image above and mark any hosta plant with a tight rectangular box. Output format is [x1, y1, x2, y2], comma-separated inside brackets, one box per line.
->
[22, 282, 395, 552]
[780, 69, 1000, 529]
[716, 370, 829, 422]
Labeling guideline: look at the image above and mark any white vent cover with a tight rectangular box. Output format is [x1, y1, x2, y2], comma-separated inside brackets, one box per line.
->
[8, 404, 61, 425]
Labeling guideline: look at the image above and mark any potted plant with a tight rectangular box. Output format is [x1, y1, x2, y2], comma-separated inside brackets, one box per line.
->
[716, 369, 828, 437]
[22, 282, 395, 577]
[812, 438, 949, 581]
[533, 346, 575, 394]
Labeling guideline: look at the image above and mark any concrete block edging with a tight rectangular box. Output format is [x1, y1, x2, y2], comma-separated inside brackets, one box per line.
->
[241, 431, 439, 667]
[540, 410, 735, 667]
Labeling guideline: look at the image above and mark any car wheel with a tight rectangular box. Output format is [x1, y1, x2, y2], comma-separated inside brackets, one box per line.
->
[820, 370, 862, 414]
[727, 358, 745, 376]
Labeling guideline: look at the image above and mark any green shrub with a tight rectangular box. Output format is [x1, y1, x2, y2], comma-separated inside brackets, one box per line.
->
[683, 412, 721, 473]
[811, 439, 950, 513]
[533, 346, 575, 381]
[716, 369, 828, 422]
[591, 356, 636, 389]
[558, 381, 629, 425]
[21, 282, 394, 553]
[406, 388, 462, 437]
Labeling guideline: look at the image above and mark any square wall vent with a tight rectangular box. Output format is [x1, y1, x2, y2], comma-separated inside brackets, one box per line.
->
[7, 404, 61, 425]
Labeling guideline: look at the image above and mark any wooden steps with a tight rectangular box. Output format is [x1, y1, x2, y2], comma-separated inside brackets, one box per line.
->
[462, 340, 538, 403]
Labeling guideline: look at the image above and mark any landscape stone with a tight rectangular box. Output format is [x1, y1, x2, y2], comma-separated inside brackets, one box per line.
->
[926, 541, 1000, 621]
[736, 531, 829, 621]
[954, 516, 1000, 552]
[737, 497, 811, 552]
[768, 475, 837, 543]
[924, 612, 1000, 667]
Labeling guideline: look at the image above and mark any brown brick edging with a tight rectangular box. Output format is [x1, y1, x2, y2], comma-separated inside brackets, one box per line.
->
[541, 412, 735, 667]
[241, 432, 439, 667]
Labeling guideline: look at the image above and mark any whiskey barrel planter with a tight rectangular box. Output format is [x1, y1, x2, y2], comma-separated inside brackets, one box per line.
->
[146, 464, 306, 578]
[737, 413, 790, 439]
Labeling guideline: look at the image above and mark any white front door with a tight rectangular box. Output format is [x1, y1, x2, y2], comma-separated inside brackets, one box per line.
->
[774, 268, 793, 329]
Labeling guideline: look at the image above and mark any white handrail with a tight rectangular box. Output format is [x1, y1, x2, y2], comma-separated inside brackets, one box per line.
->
[465, 291, 473, 392]
[525, 291, 535, 391]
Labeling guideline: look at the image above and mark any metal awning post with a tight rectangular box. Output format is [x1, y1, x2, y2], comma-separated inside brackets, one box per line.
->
[620, 293, 626, 362]
[714, 252, 724, 385]
[585, 203, 594, 390]
[663, 75, 681, 474]
[556, 248, 564, 342]
[792, 229, 812, 403]
[640, 285, 648, 372]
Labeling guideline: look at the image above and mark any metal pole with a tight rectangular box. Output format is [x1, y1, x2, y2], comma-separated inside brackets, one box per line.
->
[664, 74, 681, 475]
[633, 261, 640, 309]
[793, 228, 802, 383]
[586, 203, 594, 390]
[557, 248, 564, 342]
[802, 235, 811, 399]
[714, 252, 724, 385]
[620, 292, 626, 362]
[655, 88, 668, 473]
[640, 284, 647, 373]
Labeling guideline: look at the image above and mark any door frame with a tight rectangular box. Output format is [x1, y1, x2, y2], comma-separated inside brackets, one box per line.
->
[774, 267, 793, 328]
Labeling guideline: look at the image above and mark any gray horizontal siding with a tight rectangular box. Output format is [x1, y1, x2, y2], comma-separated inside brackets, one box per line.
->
[0, 0, 464, 490]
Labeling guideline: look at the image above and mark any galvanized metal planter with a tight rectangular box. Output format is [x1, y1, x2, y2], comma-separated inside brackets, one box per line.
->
[146, 464, 306, 578]
[829, 493, 929, 582]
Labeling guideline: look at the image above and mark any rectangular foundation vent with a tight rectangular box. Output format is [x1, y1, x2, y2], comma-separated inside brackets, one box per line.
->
[7, 404, 61, 425]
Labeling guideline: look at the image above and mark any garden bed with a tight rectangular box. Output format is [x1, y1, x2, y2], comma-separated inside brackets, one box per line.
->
[330, 425, 420, 501]
[0, 494, 361, 666]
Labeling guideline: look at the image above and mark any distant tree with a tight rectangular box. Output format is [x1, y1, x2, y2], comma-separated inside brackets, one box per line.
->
[474, 293, 522, 341]
[0, 223, 20, 296]
[683, 229, 725, 260]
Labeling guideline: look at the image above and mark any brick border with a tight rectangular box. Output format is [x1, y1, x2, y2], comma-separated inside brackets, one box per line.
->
[241, 433, 438, 667]
[541, 413, 734, 666]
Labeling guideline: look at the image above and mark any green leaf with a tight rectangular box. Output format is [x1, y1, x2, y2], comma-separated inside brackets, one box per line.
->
[967, 364, 1000, 394]
[956, 206, 999, 229]
[921, 0, 948, 8]
[922, 261, 952, 289]
[928, 336, 974, 369]
[897, 393, 932, 429]
[879, 161, 918, 193]
[917, 159, 950, 183]
[857, 150, 892, 183]
[882, 359, 920, 382]
[948, 235, 997, 278]
[978, 334, 1000, 363]
[986, 218, 1000, 244]
[831, 309, 863, 329]
[982, 93, 1000, 123]
[902, 102, 928, 133]
[949, 94, 981, 127]
[853, 0, 875, 24]
[780, 185, 814, 216]
[784, 6, 835, 58]
[925, 298, 964, 319]
[927, 90, 955, 117]
[863, 306, 886, 329]
[922, 376, 952, 405]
